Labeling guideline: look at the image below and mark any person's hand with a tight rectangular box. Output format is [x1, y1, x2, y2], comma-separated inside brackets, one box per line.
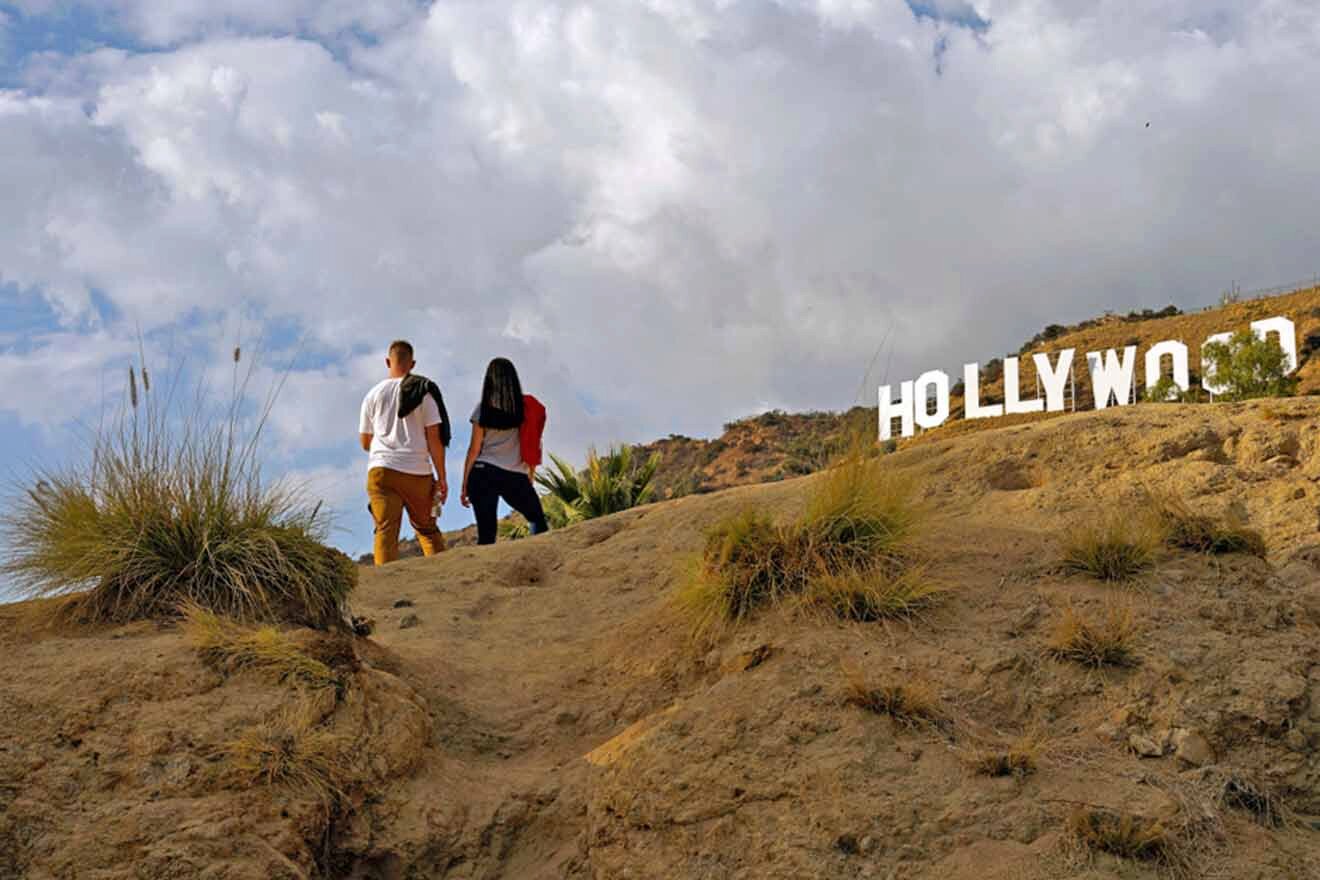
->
[436, 478, 449, 505]
[460, 484, 471, 508]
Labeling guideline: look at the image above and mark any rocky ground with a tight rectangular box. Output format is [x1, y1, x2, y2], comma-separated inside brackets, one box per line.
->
[3, 398, 1320, 879]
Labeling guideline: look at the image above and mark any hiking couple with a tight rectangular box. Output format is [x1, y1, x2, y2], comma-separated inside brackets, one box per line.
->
[358, 340, 549, 566]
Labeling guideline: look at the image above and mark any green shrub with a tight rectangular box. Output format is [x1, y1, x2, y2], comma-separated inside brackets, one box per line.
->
[536, 446, 660, 521]
[0, 364, 353, 628]
[783, 436, 837, 476]
[498, 494, 578, 540]
[1202, 329, 1298, 401]
[1146, 375, 1201, 403]
[782, 410, 883, 476]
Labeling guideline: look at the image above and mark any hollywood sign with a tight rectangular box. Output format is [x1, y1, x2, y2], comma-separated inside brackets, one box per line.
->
[878, 315, 1299, 440]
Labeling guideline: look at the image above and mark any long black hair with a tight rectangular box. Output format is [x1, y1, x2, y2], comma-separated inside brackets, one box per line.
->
[478, 357, 524, 429]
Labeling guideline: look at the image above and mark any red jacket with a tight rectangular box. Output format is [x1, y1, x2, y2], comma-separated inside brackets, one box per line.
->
[520, 394, 546, 469]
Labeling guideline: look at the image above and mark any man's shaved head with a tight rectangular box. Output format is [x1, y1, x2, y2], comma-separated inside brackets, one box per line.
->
[388, 340, 414, 363]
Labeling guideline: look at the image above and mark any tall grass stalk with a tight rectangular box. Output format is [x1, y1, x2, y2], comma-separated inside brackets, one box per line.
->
[0, 353, 353, 628]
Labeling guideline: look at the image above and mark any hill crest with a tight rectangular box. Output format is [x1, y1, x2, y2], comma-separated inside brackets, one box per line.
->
[4, 396, 1320, 878]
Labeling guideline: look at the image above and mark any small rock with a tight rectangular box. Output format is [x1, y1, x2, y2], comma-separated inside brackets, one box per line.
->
[1171, 728, 1215, 767]
[1286, 729, 1309, 752]
[393, 598, 415, 608]
[1168, 647, 1203, 667]
[1291, 545, 1320, 571]
[835, 833, 860, 855]
[1129, 734, 1163, 758]
[399, 614, 421, 629]
[1007, 603, 1042, 637]
[1095, 722, 1124, 743]
[859, 834, 879, 855]
[725, 644, 774, 673]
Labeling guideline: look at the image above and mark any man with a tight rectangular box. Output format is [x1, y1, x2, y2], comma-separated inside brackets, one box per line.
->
[359, 340, 451, 565]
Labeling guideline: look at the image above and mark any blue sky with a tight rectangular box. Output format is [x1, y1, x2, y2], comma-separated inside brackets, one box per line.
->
[3, 0, 1320, 564]
[1, 5, 119, 78]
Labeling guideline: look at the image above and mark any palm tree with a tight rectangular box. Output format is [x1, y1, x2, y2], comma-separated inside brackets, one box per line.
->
[535, 446, 661, 521]
[536, 453, 585, 512]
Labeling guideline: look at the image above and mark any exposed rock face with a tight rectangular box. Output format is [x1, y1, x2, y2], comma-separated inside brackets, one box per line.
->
[5, 399, 1320, 879]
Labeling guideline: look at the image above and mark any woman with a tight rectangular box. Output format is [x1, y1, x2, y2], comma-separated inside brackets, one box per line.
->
[461, 358, 549, 544]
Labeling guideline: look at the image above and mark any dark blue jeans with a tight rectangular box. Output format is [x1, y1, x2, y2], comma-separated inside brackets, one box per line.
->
[468, 461, 548, 544]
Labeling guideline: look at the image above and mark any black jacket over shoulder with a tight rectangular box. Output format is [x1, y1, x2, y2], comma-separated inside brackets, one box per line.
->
[398, 374, 452, 447]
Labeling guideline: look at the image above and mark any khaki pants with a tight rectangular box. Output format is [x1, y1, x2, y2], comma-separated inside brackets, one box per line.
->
[368, 467, 446, 566]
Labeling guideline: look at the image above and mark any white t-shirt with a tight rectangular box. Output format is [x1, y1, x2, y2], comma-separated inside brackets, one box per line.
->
[359, 378, 441, 476]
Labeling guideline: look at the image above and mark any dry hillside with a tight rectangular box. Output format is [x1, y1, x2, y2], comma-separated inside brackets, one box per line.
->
[3, 397, 1320, 879]
[924, 284, 1320, 445]
[382, 285, 1320, 562]
[378, 409, 870, 560]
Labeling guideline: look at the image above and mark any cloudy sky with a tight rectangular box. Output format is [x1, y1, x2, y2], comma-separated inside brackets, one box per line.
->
[2, 0, 1319, 556]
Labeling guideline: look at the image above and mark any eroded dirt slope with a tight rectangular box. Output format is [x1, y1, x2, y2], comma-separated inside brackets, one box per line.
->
[3, 398, 1320, 879]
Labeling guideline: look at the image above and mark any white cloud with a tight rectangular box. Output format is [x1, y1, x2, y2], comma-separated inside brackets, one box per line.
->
[5, 0, 1320, 554]
[0, 331, 136, 437]
[8, 0, 426, 46]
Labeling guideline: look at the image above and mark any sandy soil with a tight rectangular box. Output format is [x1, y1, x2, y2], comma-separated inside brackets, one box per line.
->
[3, 398, 1320, 879]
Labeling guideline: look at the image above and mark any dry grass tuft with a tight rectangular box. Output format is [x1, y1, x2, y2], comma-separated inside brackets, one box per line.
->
[1068, 807, 1171, 862]
[1059, 513, 1160, 581]
[679, 455, 935, 635]
[1259, 406, 1306, 422]
[969, 732, 1042, 778]
[182, 604, 341, 689]
[1047, 603, 1140, 668]
[0, 362, 355, 629]
[218, 701, 354, 803]
[1218, 775, 1286, 828]
[801, 457, 920, 568]
[1149, 492, 1266, 557]
[842, 665, 943, 727]
[675, 512, 807, 640]
[803, 566, 943, 622]
[678, 510, 807, 630]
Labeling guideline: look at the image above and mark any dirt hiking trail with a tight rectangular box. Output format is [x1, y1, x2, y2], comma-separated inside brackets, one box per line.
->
[3, 398, 1320, 879]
